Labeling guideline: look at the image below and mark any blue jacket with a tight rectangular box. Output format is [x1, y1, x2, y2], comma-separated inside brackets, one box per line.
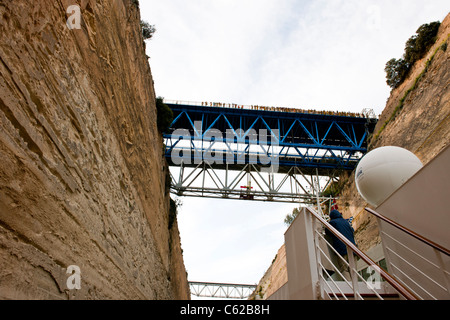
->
[326, 210, 356, 256]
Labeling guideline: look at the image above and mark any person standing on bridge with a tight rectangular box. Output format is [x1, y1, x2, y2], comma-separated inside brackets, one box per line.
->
[326, 209, 357, 281]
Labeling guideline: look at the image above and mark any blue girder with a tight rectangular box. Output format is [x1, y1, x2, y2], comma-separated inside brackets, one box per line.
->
[164, 103, 377, 175]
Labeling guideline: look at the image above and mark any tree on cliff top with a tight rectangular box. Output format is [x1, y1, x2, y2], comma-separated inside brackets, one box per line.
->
[385, 21, 441, 89]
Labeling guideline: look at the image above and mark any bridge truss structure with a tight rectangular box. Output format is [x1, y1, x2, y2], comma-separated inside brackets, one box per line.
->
[164, 101, 377, 205]
[189, 281, 257, 299]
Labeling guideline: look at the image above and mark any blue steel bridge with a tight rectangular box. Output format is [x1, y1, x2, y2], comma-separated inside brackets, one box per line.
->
[163, 100, 377, 204]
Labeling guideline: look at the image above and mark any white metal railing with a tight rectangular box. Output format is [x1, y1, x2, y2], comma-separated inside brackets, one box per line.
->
[305, 207, 418, 300]
[365, 208, 450, 300]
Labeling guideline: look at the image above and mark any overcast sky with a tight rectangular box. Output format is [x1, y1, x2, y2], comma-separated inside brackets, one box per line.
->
[138, 1, 449, 294]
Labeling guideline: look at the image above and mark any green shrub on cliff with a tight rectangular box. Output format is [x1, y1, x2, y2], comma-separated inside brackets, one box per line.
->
[284, 207, 300, 226]
[141, 20, 156, 40]
[156, 97, 173, 134]
[385, 21, 440, 89]
[169, 198, 182, 230]
[385, 58, 409, 89]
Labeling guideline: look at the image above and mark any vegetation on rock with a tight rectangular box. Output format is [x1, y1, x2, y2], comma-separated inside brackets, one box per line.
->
[385, 21, 440, 89]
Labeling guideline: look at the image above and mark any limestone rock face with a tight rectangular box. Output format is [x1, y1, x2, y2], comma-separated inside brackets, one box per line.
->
[339, 13, 450, 252]
[0, 0, 189, 299]
[252, 13, 450, 299]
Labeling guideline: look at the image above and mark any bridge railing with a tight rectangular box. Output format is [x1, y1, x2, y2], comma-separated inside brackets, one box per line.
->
[163, 99, 377, 119]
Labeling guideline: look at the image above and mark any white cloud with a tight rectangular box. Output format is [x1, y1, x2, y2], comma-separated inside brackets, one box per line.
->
[140, 0, 450, 287]
[142, 0, 449, 113]
[177, 197, 295, 283]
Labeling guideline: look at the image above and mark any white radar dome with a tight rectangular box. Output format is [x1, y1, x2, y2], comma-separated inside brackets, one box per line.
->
[355, 146, 423, 207]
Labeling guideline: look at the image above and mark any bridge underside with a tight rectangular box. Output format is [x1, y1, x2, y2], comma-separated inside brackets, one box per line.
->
[164, 102, 377, 203]
[169, 162, 340, 203]
[189, 281, 257, 299]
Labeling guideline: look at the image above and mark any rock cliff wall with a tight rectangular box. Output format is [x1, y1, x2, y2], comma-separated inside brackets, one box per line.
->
[249, 245, 287, 300]
[252, 12, 450, 298]
[0, 0, 189, 299]
[338, 13, 450, 251]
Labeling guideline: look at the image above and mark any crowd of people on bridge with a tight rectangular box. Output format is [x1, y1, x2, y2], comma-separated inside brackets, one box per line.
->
[199, 101, 369, 118]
